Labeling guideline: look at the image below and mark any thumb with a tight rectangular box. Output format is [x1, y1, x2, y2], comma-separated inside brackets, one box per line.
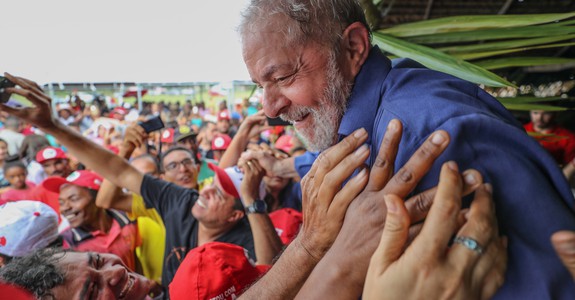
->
[551, 230, 575, 280]
[372, 194, 410, 271]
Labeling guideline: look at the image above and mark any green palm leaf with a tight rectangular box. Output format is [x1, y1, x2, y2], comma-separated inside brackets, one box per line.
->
[373, 32, 515, 87]
[501, 103, 568, 111]
[474, 57, 575, 70]
[453, 42, 575, 60]
[404, 24, 575, 44]
[380, 12, 575, 37]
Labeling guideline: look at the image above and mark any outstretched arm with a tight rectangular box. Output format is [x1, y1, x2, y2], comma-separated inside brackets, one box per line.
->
[95, 124, 148, 210]
[3, 73, 144, 194]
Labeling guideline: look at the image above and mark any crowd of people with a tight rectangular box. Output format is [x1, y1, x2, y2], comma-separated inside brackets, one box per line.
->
[1, 0, 575, 299]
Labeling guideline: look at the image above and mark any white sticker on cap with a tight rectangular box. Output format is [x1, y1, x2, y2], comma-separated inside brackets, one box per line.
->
[162, 131, 171, 139]
[214, 137, 224, 148]
[42, 149, 57, 159]
[66, 171, 80, 182]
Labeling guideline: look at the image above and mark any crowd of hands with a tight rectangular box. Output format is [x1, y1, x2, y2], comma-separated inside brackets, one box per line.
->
[3, 73, 575, 299]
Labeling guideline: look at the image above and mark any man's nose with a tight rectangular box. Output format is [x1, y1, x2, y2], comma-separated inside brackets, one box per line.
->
[262, 85, 289, 118]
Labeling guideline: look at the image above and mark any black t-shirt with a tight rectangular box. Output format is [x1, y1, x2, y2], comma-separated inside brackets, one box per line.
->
[140, 175, 255, 286]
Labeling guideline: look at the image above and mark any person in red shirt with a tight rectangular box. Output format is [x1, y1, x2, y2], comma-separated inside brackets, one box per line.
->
[43, 170, 140, 271]
[0, 160, 36, 202]
[524, 110, 575, 187]
[27, 146, 73, 218]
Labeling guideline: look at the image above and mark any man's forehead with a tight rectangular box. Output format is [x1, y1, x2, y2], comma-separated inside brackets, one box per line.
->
[163, 150, 192, 162]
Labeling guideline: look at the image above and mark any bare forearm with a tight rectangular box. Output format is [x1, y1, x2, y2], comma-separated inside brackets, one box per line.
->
[247, 213, 283, 265]
[42, 122, 143, 193]
[219, 131, 250, 168]
[240, 238, 318, 299]
[273, 156, 299, 180]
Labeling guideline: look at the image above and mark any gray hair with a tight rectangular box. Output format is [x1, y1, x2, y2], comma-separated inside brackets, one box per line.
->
[239, 0, 371, 50]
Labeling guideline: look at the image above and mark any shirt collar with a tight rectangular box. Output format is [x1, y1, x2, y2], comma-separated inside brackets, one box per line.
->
[338, 46, 392, 145]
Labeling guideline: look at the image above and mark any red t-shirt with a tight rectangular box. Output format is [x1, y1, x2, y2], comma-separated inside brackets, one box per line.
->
[524, 122, 575, 165]
[0, 182, 37, 202]
[63, 215, 140, 271]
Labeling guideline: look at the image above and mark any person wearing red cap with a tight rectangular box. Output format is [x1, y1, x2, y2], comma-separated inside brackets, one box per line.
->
[217, 110, 234, 137]
[170, 242, 271, 300]
[211, 133, 232, 162]
[27, 146, 73, 218]
[43, 170, 140, 271]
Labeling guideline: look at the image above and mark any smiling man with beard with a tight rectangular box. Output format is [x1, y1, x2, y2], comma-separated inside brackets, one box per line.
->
[238, 0, 575, 299]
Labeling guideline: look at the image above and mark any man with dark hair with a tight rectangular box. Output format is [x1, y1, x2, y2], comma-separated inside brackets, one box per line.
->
[237, 0, 575, 299]
[0, 249, 160, 299]
[0, 116, 25, 155]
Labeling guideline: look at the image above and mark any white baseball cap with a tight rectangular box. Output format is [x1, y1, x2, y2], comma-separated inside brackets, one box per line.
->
[0, 201, 59, 257]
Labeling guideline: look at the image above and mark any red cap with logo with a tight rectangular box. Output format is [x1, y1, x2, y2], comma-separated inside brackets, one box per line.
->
[169, 242, 270, 300]
[217, 111, 231, 121]
[42, 170, 103, 193]
[269, 208, 303, 245]
[36, 146, 67, 164]
[160, 128, 175, 144]
[211, 134, 232, 151]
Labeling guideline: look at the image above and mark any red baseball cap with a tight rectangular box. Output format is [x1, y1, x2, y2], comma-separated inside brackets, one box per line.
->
[36, 147, 67, 164]
[42, 170, 103, 193]
[269, 208, 303, 245]
[274, 135, 293, 154]
[207, 163, 266, 201]
[217, 111, 231, 121]
[169, 242, 270, 300]
[212, 134, 232, 151]
[160, 128, 175, 144]
[0, 282, 35, 300]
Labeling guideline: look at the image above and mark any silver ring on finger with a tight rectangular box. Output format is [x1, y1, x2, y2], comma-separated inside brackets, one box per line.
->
[453, 236, 484, 254]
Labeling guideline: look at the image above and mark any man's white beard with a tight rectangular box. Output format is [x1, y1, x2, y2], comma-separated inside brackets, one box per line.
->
[280, 53, 352, 152]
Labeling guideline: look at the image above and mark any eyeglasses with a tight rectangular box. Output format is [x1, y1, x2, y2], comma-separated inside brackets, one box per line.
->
[164, 158, 196, 172]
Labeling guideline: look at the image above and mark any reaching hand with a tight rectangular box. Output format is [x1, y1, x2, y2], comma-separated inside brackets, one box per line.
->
[296, 128, 371, 261]
[552, 230, 575, 281]
[1, 73, 58, 130]
[121, 124, 148, 156]
[239, 159, 266, 205]
[364, 162, 507, 300]
[237, 110, 270, 140]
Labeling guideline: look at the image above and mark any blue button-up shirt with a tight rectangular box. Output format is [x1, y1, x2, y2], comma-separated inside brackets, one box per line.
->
[295, 46, 575, 299]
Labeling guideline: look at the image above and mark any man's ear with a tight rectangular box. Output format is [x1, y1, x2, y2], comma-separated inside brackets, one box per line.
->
[340, 22, 370, 80]
[228, 209, 245, 223]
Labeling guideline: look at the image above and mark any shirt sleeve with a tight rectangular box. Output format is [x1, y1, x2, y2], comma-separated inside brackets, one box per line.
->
[293, 151, 319, 179]
[139, 175, 198, 219]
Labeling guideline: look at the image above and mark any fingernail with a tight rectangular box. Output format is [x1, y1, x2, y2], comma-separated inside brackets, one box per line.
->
[555, 239, 575, 254]
[357, 168, 368, 178]
[354, 128, 367, 138]
[447, 161, 458, 172]
[464, 173, 477, 185]
[384, 195, 397, 213]
[355, 144, 369, 157]
[387, 120, 398, 132]
[431, 132, 446, 145]
[485, 183, 493, 193]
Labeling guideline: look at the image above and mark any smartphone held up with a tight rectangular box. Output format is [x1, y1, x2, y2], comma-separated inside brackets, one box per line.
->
[0, 76, 16, 104]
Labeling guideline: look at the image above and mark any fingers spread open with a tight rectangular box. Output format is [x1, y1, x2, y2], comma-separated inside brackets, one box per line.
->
[329, 167, 369, 222]
[404, 187, 436, 224]
[367, 119, 402, 191]
[411, 161, 462, 259]
[384, 130, 450, 198]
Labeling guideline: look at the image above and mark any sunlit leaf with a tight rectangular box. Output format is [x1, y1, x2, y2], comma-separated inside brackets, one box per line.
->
[440, 35, 575, 53]
[496, 96, 565, 103]
[453, 42, 575, 60]
[502, 103, 568, 111]
[404, 24, 575, 44]
[380, 12, 575, 37]
[474, 57, 575, 70]
[373, 32, 515, 87]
